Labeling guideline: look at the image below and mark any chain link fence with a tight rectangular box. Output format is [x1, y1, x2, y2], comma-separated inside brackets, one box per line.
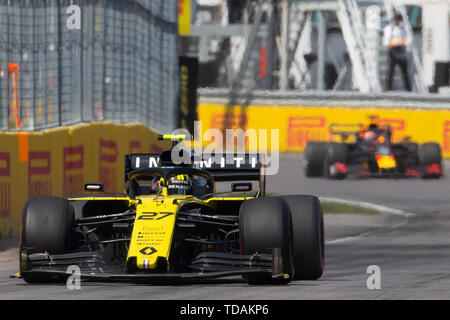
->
[0, 0, 179, 133]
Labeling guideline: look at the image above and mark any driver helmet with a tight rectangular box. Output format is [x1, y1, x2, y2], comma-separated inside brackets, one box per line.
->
[364, 123, 378, 141]
[364, 130, 376, 141]
[167, 174, 192, 195]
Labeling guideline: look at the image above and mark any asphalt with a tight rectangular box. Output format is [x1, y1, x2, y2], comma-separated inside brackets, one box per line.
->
[0, 154, 449, 299]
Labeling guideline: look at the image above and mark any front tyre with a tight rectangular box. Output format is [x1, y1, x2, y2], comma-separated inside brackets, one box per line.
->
[419, 142, 442, 179]
[20, 196, 74, 283]
[325, 143, 349, 179]
[239, 198, 294, 284]
[281, 195, 324, 280]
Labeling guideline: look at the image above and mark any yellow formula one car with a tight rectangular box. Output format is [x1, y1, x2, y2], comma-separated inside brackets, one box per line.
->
[17, 135, 324, 285]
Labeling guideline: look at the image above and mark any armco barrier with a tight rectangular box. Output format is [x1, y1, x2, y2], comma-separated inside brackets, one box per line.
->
[198, 102, 450, 156]
[0, 122, 169, 237]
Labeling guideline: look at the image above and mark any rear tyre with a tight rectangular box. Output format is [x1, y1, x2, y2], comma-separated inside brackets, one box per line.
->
[304, 142, 327, 177]
[325, 143, 349, 179]
[239, 198, 294, 285]
[419, 142, 442, 178]
[281, 195, 324, 280]
[20, 196, 74, 283]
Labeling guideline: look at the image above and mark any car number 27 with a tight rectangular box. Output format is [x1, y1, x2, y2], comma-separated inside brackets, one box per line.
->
[138, 212, 174, 220]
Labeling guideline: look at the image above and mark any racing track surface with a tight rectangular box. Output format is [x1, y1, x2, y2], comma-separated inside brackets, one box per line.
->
[1, 154, 450, 299]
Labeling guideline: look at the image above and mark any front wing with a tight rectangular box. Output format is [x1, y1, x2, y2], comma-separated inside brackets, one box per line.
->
[16, 249, 288, 283]
[328, 162, 442, 179]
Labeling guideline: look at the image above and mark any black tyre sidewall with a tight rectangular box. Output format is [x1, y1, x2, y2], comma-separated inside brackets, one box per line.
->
[20, 196, 74, 283]
[239, 197, 294, 284]
[304, 142, 327, 177]
[281, 195, 324, 280]
[419, 142, 442, 166]
[419, 143, 442, 178]
[325, 143, 348, 179]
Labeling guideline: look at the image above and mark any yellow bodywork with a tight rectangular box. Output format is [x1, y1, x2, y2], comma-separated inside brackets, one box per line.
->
[70, 187, 253, 271]
[68, 194, 182, 270]
[127, 194, 186, 270]
[127, 192, 253, 270]
[127, 193, 250, 270]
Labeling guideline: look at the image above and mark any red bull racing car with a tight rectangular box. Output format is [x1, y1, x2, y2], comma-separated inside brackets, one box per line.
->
[304, 123, 443, 179]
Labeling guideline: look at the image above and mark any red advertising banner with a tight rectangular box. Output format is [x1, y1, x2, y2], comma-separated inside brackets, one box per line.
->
[63, 146, 84, 196]
[99, 139, 118, 191]
[28, 151, 52, 197]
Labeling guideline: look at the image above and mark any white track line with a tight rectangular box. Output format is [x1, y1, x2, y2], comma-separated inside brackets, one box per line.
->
[325, 233, 374, 245]
[320, 197, 415, 244]
[319, 197, 415, 218]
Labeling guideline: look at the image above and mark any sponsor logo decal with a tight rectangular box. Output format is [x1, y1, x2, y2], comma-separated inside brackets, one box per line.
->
[139, 247, 157, 256]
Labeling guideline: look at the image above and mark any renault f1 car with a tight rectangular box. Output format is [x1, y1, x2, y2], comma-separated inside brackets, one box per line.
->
[304, 123, 442, 179]
[17, 135, 324, 285]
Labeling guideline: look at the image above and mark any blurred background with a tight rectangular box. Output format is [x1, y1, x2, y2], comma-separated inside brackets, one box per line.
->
[183, 0, 449, 93]
[1, 0, 450, 132]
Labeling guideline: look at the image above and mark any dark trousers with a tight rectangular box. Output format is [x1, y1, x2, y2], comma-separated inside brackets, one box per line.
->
[386, 46, 412, 91]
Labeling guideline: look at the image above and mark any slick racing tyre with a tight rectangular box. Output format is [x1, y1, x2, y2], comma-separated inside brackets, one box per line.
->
[419, 142, 442, 166]
[419, 142, 442, 178]
[281, 195, 324, 280]
[239, 198, 294, 285]
[304, 142, 327, 177]
[325, 143, 349, 179]
[20, 196, 74, 283]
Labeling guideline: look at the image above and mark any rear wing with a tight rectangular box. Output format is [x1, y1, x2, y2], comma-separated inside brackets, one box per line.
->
[125, 153, 159, 175]
[195, 154, 263, 182]
[125, 153, 263, 182]
[124, 153, 264, 195]
[328, 123, 363, 143]
[328, 123, 363, 136]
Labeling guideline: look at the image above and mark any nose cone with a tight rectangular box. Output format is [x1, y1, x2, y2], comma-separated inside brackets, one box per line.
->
[376, 155, 396, 169]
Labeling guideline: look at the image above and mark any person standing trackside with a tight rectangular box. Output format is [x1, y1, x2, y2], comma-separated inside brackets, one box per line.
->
[382, 12, 412, 91]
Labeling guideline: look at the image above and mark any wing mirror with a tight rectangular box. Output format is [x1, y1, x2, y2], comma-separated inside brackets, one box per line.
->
[84, 182, 104, 192]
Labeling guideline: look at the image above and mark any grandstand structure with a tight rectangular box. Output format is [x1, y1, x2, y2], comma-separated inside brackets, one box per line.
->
[184, 0, 450, 95]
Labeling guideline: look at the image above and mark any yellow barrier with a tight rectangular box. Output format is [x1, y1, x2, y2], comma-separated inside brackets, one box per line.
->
[198, 103, 450, 155]
[0, 122, 169, 237]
